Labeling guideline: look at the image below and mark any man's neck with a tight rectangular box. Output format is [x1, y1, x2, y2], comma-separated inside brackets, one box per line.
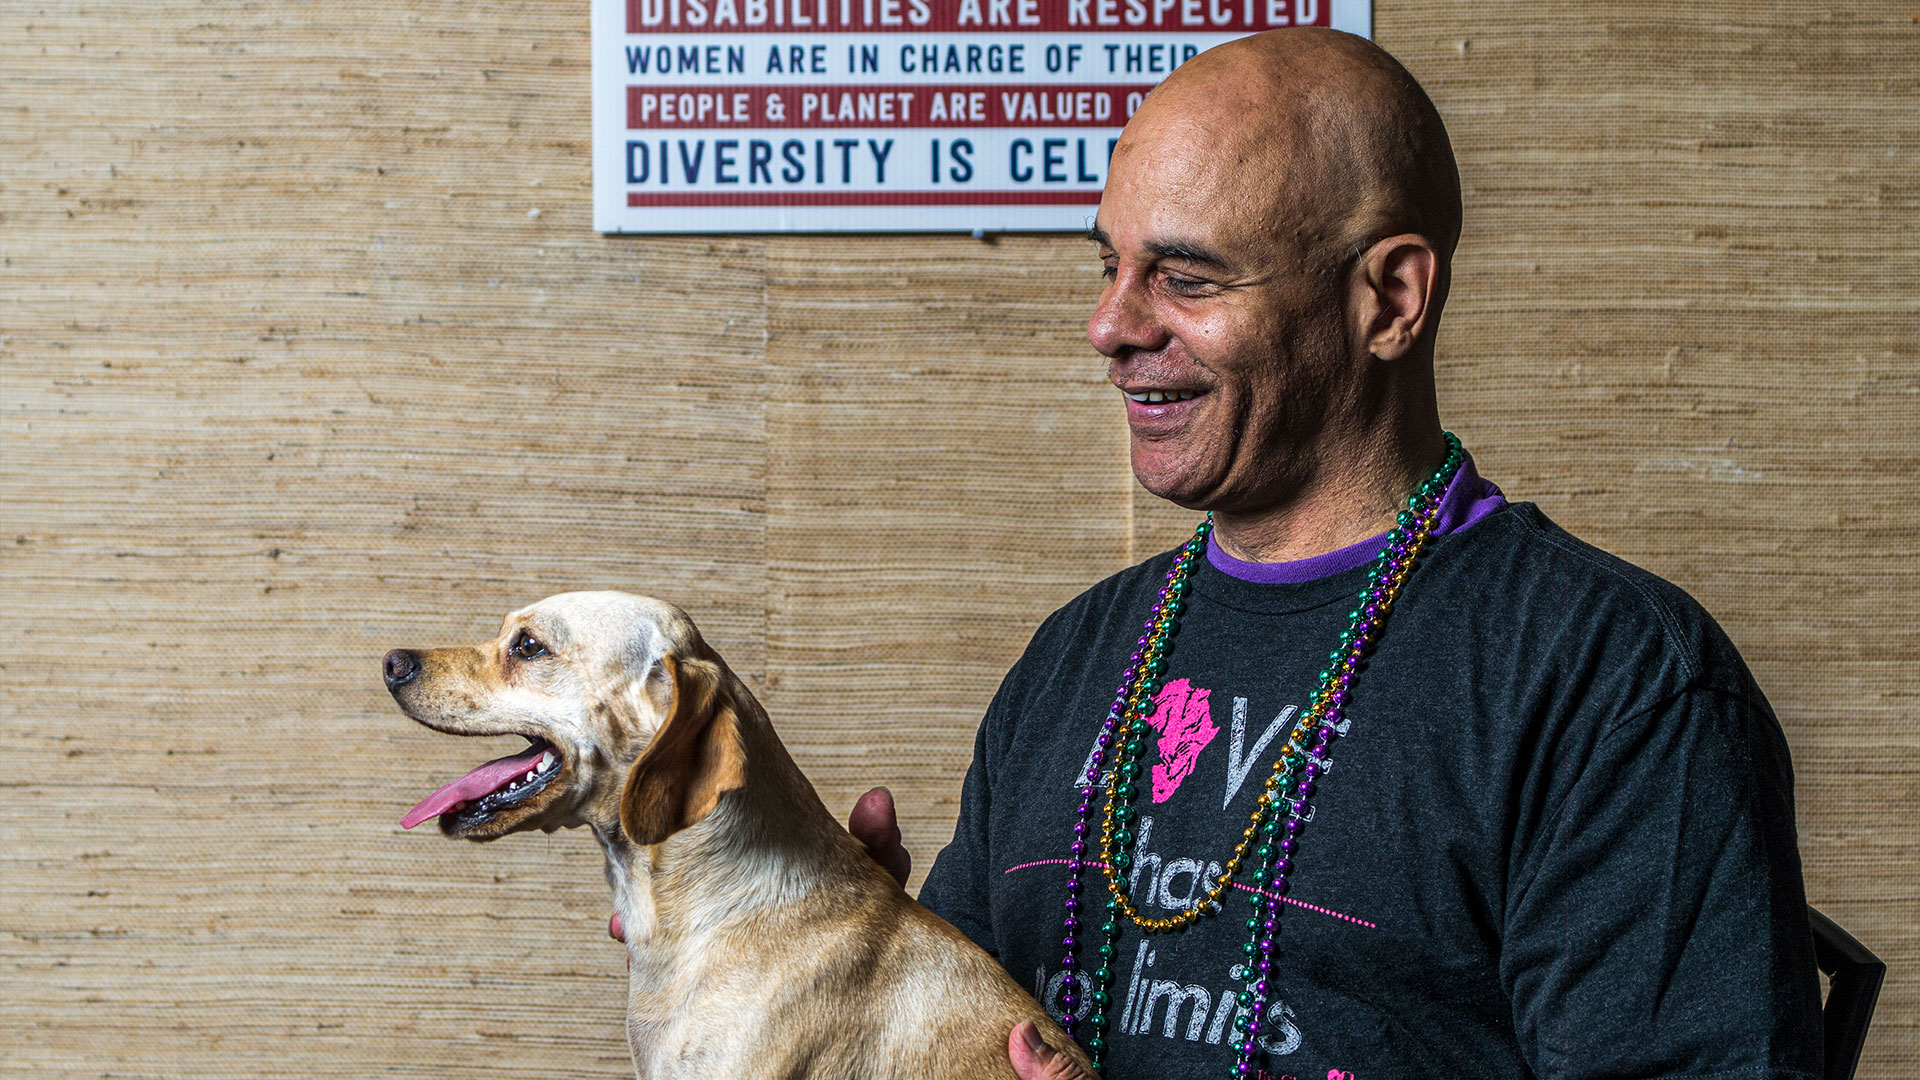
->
[1208, 430, 1448, 565]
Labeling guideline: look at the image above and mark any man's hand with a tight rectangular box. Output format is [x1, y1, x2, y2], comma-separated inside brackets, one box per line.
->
[847, 786, 911, 887]
[1009, 1021, 1094, 1080]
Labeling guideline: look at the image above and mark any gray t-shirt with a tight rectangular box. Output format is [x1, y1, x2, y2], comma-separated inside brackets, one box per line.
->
[919, 497, 1821, 1080]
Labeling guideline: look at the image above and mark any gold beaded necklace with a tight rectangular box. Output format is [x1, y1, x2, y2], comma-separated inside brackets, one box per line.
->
[1054, 433, 1466, 1075]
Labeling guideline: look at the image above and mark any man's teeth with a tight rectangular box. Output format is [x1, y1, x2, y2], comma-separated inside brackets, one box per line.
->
[1126, 389, 1198, 404]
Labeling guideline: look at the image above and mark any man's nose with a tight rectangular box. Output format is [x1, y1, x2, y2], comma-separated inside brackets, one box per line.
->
[1086, 270, 1166, 359]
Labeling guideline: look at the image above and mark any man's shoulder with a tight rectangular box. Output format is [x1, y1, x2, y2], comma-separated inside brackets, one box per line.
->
[1461, 502, 1717, 619]
[1021, 545, 1198, 654]
[1047, 547, 1180, 621]
[997, 549, 1181, 687]
[1444, 502, 1750, 686]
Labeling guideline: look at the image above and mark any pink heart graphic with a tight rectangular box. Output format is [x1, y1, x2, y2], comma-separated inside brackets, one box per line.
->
[1146, 678, 1218, 803]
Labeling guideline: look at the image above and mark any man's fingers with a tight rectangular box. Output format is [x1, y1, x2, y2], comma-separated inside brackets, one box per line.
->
[847, 786, 911, 887]
[1007, 1021, 1092, 1080]
[849, 787, 901, 843]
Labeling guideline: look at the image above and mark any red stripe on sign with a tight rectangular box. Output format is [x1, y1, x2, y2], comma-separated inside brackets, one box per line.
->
[625, 0, 1331, 33]
[627, 189, 1100, 205]
[629, 84, 1149, 129]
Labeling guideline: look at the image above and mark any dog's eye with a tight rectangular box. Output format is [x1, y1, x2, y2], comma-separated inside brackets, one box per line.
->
[509, 630, 549, 661]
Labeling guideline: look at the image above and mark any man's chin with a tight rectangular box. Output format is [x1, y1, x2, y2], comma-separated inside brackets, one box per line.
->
[1128, 449, 1219, 512]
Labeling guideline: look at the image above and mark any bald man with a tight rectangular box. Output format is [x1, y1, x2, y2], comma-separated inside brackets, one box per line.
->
[856, 28, 1823, 1080]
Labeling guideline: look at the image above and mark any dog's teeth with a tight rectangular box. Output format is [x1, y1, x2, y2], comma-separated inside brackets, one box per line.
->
[539, 751, 556, 772]
[525, 769, 537, 782]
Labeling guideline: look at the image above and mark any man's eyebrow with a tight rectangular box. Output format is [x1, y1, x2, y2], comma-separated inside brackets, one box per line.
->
[1082, 228, 1232, 272]
[1145, 240, 1232, 270]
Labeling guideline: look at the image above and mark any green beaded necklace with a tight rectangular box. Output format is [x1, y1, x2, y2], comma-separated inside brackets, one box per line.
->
[1054, 433, 1465, 1077]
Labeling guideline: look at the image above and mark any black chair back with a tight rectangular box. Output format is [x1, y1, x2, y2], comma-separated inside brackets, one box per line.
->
[1809, 906, 1885, 1080]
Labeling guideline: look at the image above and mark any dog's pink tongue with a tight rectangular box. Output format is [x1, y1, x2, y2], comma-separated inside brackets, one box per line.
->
[401, 745, 547, 829]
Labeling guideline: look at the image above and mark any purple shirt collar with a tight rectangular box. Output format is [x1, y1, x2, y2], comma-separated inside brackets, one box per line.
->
[1205, 453, 1506, 585]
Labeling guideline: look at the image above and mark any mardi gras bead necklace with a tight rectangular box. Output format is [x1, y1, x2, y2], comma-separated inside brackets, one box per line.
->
[1055, 433, 1465, 1077]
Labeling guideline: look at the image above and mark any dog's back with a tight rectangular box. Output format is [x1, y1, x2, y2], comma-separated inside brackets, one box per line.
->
[622, 819, 1089, 1079]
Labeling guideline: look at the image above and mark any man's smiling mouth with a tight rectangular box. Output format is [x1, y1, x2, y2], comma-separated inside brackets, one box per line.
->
[1124, 389, 1200, 403]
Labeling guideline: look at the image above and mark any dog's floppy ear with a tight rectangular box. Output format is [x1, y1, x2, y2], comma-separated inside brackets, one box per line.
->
[620, 653, 746, 846]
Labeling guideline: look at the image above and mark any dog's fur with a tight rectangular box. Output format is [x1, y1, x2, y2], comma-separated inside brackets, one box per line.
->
[386, 591, 1092, 1079]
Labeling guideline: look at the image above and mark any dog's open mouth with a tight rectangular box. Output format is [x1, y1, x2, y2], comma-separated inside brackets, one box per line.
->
[401, 737, 564, 831]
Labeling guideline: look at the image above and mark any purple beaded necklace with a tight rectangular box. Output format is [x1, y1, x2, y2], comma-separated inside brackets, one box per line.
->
[1055, 433, 1465, 1077]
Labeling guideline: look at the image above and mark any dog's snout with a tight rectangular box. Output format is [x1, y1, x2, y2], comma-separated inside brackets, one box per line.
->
[383, 648, 422, 689]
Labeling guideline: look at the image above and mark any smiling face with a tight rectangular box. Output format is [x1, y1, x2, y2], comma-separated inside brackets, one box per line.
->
[1089, 80, 1357, 517]
[384, 592, 688, 841]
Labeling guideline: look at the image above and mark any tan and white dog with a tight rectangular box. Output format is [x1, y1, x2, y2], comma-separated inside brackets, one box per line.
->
[383, 591, 1091, 1079]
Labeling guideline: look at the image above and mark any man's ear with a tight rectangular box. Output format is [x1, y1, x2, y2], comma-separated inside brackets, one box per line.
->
[1350, 233, 1441, 362]
[620, 653, 746, 846]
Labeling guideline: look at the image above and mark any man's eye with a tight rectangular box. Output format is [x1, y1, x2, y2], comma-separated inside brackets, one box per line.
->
[1163, 274, 1210, 294]
[510, 631, 549, 661]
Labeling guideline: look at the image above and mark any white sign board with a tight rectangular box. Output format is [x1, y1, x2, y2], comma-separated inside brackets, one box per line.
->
[592, 0, 1371, 231]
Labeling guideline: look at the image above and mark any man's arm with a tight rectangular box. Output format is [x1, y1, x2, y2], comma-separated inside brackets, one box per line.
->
[900, 698, 1005, 955]
[1502, 684, 1823, 1077]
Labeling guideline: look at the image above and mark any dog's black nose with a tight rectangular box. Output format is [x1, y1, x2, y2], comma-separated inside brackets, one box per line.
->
[383, 649, 421, 689]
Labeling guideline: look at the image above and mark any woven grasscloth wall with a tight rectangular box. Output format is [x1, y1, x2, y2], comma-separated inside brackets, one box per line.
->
[4, 1, 1915, 1075]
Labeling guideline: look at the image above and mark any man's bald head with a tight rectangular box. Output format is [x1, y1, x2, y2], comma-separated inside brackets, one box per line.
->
[1120, 29, 1461, 276]
[1089, 30, 1459, 554]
